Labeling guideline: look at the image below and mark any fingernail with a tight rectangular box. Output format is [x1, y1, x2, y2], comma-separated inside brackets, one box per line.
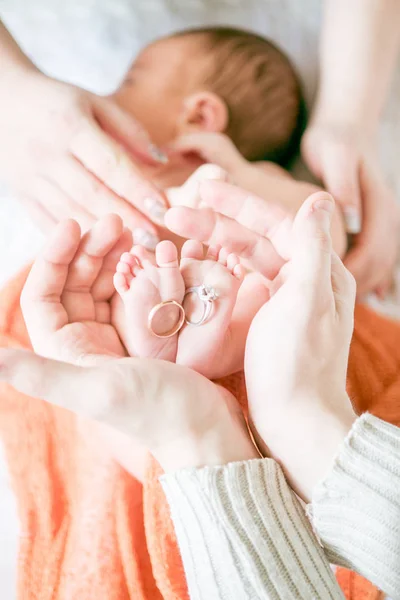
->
[343, 207, 361, 234]
[312, 197, 334, 214]
[144, 197, 167, 223]
[132, 228, 159, 250]
[148, 144, 168, 164]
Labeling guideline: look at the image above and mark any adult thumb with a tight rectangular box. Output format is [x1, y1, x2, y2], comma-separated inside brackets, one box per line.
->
[291, 192, 335, 294]
[0, 348, 122, 420]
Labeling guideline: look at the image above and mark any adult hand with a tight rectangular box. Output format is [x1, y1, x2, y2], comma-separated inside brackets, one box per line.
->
[20, 213, 132, 363]
[166, 182, 357, 499]
[245, 191, 357, 502]
[0, 348, 257, 473]
[165, 180, 292, 279]
[0, 70, 168, 247]
[1, 214, 257, 473]
[302, 124, 400, 297]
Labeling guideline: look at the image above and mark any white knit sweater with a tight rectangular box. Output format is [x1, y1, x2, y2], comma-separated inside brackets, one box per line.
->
[161, 413, 400, 599]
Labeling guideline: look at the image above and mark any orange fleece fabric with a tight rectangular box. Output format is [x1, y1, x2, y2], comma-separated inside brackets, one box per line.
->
[1, 267, 397, 600]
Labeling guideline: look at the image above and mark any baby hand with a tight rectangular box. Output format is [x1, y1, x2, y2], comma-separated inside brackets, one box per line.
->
[171, 132, 247, 177]
[165, 163, 228, 210]
[165, 132, 254, 211]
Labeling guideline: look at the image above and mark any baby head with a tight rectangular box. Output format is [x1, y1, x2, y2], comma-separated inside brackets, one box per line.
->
[113, 27, 302, 164]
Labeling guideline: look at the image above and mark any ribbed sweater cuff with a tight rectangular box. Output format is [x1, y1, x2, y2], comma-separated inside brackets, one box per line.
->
[161, 459, 343, 600]
[310, 413, 400, 598]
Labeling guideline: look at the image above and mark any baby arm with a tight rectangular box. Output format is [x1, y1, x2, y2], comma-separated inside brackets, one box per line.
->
[231, 161, 347, 258]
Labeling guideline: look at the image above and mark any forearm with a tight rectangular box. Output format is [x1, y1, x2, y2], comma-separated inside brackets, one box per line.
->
[0, 21, 37, 77]
[161, 459, 344, 600]
[314, 0, 400, 139]
[310, 413, 400, 598]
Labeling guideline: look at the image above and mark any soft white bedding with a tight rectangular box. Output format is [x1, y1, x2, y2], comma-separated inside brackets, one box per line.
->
[0, 1, 399, 597]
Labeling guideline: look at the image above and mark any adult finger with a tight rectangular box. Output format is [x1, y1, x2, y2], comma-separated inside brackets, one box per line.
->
[92, 227, 133, 303]
[199, 180, 288, 238]
[321, 148, 362, 234]
[21, 220, 82, 342]
[18, 195, 56, 233]
[344, 244, 383, 299]
[330, 252, 356, 319]
[374, 278, 392, 301]
[94, 97, 168, 165]
[165, 206, 284, 279]
[62, 215, 124, 322]
[290, 191, 335, 297]
[29, 175, 94, 231]
[69, 118, 168, 225]
[48, 156, 160, 245]
[0, 348, 120, 420]
[0, 349, 201, 442]
[219, 273, 270, 376]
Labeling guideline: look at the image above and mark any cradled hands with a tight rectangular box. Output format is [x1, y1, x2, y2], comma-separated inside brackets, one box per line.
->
[1, 213, 257, 473]
[0, 184, 357, 496]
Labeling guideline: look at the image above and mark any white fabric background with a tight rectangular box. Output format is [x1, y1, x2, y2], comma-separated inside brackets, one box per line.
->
[0, 1, 398, 597]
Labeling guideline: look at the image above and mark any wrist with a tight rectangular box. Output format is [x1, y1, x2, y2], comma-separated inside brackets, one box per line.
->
[308, 105, 377, 149]
[156, 413, 259, 473]
[231, 161, 258, 189]
[252, 392, 356, 502]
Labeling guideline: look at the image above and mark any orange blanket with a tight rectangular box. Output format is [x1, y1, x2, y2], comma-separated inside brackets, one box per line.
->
[1, 268, 398, 600]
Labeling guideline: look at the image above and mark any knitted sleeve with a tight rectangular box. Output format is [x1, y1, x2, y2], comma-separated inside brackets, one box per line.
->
[160, 458, 344, 600]
[309, 412, 400, 599]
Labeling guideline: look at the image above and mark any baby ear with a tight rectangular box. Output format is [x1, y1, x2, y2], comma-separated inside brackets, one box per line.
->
[179, 92, 228, 134]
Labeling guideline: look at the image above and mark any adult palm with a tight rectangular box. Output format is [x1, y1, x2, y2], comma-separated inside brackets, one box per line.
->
[21, 214, 132, 364]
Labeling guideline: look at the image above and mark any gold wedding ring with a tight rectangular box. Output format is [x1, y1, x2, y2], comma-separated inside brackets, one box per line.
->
[147, 300, 185, 338]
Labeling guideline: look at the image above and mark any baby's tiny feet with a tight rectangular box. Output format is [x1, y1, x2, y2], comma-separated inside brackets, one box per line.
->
[113, 241, 185, 361]
[177, 240, 244, 376]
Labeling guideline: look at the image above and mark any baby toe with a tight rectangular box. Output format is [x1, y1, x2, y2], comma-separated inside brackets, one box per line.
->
[131, 245, 156, 268]
[116, 261, 132, 275]
[233, 263, 245, 281]
[206, 245, 221, 261]
[218, 247, 229, 266]
[120, 252, 137, 267]
[227, 253, 240, 273]
[156, 240, 179, 268]
[181, 240, 204, 261]
[113, 271, 130, 295]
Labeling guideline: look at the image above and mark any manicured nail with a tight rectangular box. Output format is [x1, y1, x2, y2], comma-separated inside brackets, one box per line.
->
[132, 228, 159, 250]
[148, 144, 168, 164]
[343, 207, 361, 234]
[144, 197, 167, 223]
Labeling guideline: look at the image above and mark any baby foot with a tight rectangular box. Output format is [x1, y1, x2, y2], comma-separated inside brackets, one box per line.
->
[113, 240, 185, 361]
[177, 240, 244, 377]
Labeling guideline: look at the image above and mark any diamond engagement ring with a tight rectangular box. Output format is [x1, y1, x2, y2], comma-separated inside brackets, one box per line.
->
[183, 285, 218, 326]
